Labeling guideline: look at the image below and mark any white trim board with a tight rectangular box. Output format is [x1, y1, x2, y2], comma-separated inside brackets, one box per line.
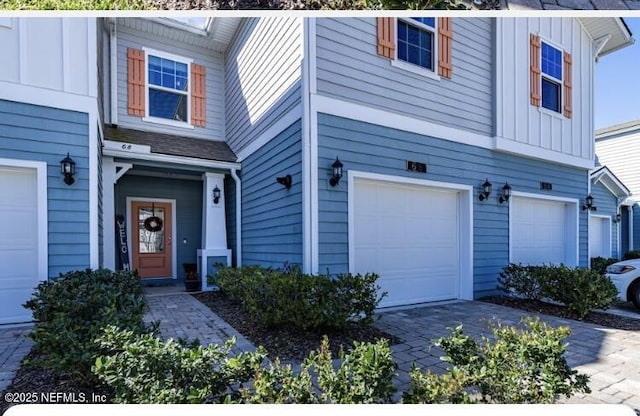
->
[0, 158, 48, 282]
[125, 197, 178, 280]
[509, 191, 580, 267]
[347, 170, 474, 302]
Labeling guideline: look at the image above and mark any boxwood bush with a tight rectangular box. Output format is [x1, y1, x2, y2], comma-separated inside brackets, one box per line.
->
[23, 268, 147, 384]
[214, 266, 386, 330]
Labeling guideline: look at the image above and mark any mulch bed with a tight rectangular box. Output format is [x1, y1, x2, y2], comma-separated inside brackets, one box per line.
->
[193, 291, 399, 362]
[481, 296, 640, 331]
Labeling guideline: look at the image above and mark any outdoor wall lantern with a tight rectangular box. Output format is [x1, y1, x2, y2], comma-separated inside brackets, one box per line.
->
[582, 194, 596, 211]
[499, 182, 512, 204]
[613, 213, 622, 223]
[60, 153, 76, 186]
[276, 174, 292, 189]
[330, 157, 343, 187]
[478, 178, 492, 201]
[212, 186, 221, 205]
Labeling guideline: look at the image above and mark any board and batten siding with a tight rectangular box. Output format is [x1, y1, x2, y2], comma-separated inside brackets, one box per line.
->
[590, 181, 619, 258]
[315, 17, 494, 137]
[115, 27, 225, 141]
[241, 121, 302, 268]
[596, 132, 640, 200]
[317, 114, 589, 297]
[0, 18, 96, 98]
[225, 17, 303, 154]
[0, 99, 90, 279]
[497, 18, 594, 161]
[114, 175, 203, 280]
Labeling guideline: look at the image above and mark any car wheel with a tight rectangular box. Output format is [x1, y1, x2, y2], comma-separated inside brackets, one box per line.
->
[631, 281, 640, 310]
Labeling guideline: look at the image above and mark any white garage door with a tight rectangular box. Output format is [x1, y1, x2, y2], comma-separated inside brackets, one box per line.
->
[589, 216, 611, 259]
[352, 178, 460, 308]
[511, 196, 575, 266]
[0, 166, 39, 324]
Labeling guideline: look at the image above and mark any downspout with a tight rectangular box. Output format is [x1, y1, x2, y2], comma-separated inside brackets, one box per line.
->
[230, 168, 242, 266]
[109, 17, 118, 126]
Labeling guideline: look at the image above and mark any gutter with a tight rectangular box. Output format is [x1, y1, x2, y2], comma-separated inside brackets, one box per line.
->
[230, 168, 242, 267]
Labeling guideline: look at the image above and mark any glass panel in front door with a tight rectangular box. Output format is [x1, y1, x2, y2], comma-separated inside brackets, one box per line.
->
[138, 206, 165, 253]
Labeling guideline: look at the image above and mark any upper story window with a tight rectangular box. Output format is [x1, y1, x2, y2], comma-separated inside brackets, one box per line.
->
[147, 55, 189, 122]
[127, 47, 207, 129]
[397, 18, 436, 71]
[530, 34, 572, 119]
[376, 17, 453, 80]
[541, 42, 562, 113]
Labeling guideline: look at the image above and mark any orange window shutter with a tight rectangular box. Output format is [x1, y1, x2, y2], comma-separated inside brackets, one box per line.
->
[191, 64, 206, 127]
[377, 17, 395, 60]
[438, 17, 453, 79]
[530, 34, 541, 107]
[127, 48, 146, 117]
[563, 51, 572, 119]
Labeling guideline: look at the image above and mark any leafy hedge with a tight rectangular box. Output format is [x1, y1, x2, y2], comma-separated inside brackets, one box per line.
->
[214, 266, 386, 330]
[23, 269, 147, 384]
[94, 320, 588, 404]
[498, 263, 618, 318]
[590, 257, 619, 275]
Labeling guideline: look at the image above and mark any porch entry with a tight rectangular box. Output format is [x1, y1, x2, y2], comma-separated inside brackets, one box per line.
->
[131, 200, 173, 278]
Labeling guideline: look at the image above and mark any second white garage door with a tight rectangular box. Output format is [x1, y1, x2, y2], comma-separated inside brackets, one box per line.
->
[510, 196, 577, 266]
[352, 178, 461, 308]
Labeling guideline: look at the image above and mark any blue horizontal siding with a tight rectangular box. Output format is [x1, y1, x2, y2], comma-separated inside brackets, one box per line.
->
[634, 204, 640, 250]
[317, 113, 590, 298]
[241, 120, 302, 268]
[0, 99, 90, 279]
[590, 181, 619, 258]
[114, 175, 203, 281]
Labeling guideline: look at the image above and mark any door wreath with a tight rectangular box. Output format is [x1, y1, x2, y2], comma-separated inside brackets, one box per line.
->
[143, 203, 163, 232]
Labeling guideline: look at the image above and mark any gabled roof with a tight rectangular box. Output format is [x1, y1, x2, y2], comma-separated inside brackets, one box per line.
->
[591, 165, 631, 198]
[595, 120, 640, 140]
[104, 125, 237, 163]
[578, 17, 634, 58]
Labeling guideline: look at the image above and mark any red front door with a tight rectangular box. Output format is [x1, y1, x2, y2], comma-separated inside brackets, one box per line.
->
[131, 201, 172, 278]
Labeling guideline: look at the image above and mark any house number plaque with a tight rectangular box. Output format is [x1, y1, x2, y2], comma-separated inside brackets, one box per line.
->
[407, 161, 427, 173]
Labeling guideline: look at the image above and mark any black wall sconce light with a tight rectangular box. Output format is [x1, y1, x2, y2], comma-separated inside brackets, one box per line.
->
[499, 182, 512, 204]
[330, 157, 343, 187]
[478, 178, 492, 201]
[613, 213, 622, 223]
[276, 174, 292, 190]
[212, 186, 221, 205]
[582, 194, 596, 211]
[60, 153, 76, 186]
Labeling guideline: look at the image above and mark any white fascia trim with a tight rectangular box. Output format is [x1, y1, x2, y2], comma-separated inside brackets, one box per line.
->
[301, 17, 313, 274]
[347, 170, 474, 301]
[89, 111, 99, 269]
[110, 19, 118, 125]
[494, 136, 595, 170]
[87, 18, 98, 100]
[308, 17, 319, 274]
[126, 197, 177, 279]
[510, 191, 580, 267]
[0, 158, 48, 281]
[236, 103, 303, 162]
[103, 142, 241, 171]
[314, 94, 494, 151]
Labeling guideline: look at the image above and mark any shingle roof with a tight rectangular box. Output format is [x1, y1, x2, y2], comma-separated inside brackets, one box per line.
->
[595, 120, 640, 139]
[103, 125, 237, 163]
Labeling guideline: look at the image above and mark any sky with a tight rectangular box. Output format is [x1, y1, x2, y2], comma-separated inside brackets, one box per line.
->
[594, 18, 640, 130]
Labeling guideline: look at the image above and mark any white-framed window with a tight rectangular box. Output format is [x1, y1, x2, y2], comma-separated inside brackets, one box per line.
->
[396, 17, 437, 72]
[143, 48, 192, 127]
[540, 41, 563, 114]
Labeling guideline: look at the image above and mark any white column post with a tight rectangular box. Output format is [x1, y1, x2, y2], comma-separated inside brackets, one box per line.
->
[103, 156, 116, 270]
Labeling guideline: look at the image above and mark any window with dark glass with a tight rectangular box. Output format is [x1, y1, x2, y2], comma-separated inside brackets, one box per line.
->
[148, 55, 189, 122]
[541, 42, 562, 113]
[397, 18, 435, 71]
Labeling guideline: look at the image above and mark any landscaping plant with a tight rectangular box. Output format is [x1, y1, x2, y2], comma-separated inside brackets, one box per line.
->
[403, 317, 590, 403]
[23, 268, 147, 384]
[622, 250, 640, 260]
[590, 257, 619, 275]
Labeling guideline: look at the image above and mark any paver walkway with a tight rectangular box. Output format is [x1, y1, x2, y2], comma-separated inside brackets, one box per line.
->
[0, 326, 33, 393]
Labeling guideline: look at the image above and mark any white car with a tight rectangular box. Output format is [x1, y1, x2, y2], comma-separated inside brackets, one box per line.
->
[606, 259, 640, 310]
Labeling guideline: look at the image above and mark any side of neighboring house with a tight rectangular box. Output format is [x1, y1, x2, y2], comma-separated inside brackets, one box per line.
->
[596, 120, 640, 254]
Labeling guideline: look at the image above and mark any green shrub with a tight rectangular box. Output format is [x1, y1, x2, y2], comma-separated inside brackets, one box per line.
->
[403, 318, 590, 404]
[497, 263, 546, 300]
[590, 257, 619, 275]
[23, 268, 147, 384]
[93, 326, 265, 403]
[622, 250, 640, 260]
[215, 266, 386, 330]
[543, 265, 618, 318]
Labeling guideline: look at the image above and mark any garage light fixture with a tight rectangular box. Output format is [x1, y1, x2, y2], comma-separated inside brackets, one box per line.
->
[330, 157, 343, 187]
[60, 153, 76, 186]
[499, 182, 511, 204]
[613, 213, 622, 223]
[276, 174, 292, 190]
[478, 178, 492, 201]
[582, 194, 596, 211]
[212, 186, 221, 205]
